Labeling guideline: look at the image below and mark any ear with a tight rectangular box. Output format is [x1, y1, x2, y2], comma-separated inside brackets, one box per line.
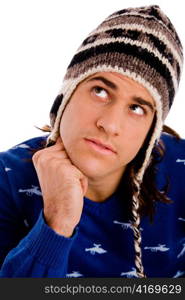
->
[49, 93, 64, 127]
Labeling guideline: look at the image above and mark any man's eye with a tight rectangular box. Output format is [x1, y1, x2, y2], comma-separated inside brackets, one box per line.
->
[93, 86, 108, 99]
[130, 104, 145, 115]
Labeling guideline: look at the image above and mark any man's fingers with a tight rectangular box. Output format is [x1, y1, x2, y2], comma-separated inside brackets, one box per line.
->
[56, 136, 63, 145]
[54, 136, 65, 148]
[46, 136, 64, 151]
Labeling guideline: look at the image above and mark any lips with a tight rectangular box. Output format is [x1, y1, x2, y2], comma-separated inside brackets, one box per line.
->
[85, 138, 117, 154]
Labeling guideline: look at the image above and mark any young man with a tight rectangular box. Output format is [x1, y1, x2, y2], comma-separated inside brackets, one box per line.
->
[0, 5, 184, 278]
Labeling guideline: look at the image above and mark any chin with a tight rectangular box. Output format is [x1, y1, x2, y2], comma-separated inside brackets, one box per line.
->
[79, 162, 103, 178]
[72, 156, 108, 178]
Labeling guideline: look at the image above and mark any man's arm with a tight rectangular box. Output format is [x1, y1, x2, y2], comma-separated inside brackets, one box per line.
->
[0, 138, 86, 277]
[0, 210, 78, 278]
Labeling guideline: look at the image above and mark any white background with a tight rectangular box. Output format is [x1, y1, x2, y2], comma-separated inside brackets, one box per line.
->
[0, 0, 184, 151]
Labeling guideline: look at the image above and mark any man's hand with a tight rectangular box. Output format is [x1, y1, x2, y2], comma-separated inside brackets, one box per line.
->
[32, 137, 88, 237]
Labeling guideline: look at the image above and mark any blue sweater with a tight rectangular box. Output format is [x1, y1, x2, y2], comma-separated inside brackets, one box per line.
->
[0, 134, 184, 278]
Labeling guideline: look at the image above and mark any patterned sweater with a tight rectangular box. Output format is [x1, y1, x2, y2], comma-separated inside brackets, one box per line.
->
[0, 134, 184, 278]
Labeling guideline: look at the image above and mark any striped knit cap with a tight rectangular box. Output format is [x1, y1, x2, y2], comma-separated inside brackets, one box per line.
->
[47, 5, 183, 277]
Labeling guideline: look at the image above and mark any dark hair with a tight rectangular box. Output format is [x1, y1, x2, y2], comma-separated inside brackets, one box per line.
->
[31, 122, 180, 222]
[117, 116, 180, 222]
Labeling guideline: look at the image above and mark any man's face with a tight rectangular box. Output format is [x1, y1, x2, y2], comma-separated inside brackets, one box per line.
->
[60, 72, 155, 181]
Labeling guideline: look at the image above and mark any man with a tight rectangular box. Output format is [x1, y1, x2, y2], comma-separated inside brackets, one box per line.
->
[0, 5, 184, 278]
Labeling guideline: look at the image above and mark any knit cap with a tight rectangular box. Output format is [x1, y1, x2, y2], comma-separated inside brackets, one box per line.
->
[47, 5, 183, 277]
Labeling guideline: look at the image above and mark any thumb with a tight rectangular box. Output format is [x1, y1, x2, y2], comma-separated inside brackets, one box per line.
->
[47, 136, 64, 150]
[80, 176, 88, 196]
[56, 136, 63, 144]
[56, 136, 65, 149]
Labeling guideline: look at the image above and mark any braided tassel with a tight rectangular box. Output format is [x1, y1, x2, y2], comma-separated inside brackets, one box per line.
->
[132, 180, 146, 278]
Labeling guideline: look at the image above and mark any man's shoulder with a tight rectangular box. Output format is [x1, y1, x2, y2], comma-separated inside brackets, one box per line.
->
[160, 133, 185, 155]
[0, 135, 48, 166]
[155, 133, 185, 198]
[158, 133, 185, 175]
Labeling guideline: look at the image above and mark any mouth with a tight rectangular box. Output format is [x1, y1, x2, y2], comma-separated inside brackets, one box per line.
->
[84, 138, 117, 155]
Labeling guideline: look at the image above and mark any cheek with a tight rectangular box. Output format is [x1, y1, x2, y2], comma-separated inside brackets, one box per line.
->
[59, 101, 91, 149]
[120, 122, 152, 162]
[59, 104, 76, 147]
[60, 99, 95, 134]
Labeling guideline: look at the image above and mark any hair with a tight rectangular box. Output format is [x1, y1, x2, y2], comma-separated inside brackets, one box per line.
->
[31, 121, 180, 221]
[117, 116, 180, 222]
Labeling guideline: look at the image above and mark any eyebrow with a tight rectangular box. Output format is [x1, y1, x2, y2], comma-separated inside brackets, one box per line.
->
[132, 97, 155, 113]
[86, 75, 155, 113]
[86, 76, 118, 90]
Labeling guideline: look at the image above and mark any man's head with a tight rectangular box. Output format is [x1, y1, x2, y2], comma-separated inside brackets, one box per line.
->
[48, 5, 183, 183]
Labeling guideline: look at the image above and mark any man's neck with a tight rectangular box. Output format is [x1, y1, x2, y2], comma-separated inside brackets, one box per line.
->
[85, 170, 124, 203]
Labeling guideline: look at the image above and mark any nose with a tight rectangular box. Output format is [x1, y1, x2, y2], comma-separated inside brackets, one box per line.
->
[96, 105, 122, 136]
